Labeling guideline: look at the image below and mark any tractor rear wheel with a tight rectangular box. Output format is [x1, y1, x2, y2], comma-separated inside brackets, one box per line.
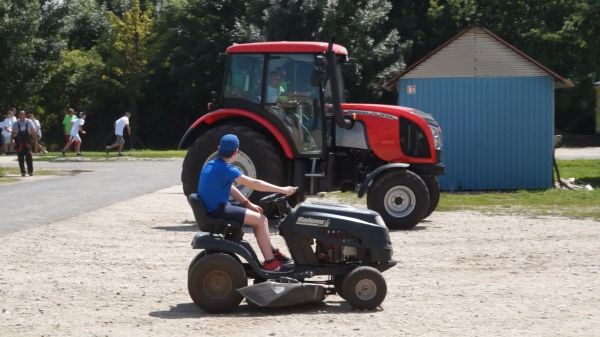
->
[421, 175, 440, 219]
[181, 125, 284, 202]
[367, 169, 429, 230]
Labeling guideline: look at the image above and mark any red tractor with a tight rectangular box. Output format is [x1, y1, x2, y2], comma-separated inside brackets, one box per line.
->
[179, 41, 444, 229]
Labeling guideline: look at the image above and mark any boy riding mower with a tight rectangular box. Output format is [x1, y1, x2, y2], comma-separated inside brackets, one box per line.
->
[186, 190, 396, 313]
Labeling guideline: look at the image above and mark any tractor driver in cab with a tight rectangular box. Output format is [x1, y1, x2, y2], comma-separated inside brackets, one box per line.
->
[266, 71, 282, 104]
[197, 134, 298, 271]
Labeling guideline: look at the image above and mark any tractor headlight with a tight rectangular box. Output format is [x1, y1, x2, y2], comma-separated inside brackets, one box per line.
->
[429, 125, 442, 150]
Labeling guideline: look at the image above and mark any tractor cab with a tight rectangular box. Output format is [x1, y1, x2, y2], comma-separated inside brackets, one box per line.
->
[217, 42, 349, 158]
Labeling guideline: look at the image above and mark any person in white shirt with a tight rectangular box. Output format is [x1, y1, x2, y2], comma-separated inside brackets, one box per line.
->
[105, 111, 131, 156]
[27, 112, 47, 154]
[1, 108, 17, 154]
[61, 112, 86, 156]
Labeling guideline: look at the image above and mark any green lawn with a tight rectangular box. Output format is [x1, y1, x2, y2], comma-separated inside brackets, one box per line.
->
[330, 160, 600, 220]
[35, 149, 187, 161]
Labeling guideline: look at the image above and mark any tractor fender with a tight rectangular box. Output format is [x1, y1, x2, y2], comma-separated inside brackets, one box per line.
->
[191, 234, 262, 269]
[357, 163, 410, 198]
[178, 108, 294, 159]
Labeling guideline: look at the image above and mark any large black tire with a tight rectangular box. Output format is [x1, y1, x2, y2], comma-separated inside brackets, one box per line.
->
[181, 124, 285, 202]
[367, 169, 429, 230]
[421, 175, 440, 219]
[188, 253, 247, 313]
[342, 266, 387, 310]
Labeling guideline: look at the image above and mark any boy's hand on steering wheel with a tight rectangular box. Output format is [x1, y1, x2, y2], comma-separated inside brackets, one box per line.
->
[282, 186, 298, 196]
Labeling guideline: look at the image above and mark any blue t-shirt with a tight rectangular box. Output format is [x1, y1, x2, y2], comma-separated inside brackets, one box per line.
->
[198, 158, 242, 212]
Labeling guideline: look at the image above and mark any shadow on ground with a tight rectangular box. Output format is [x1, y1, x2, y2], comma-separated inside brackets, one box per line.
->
[149, 300, 379, 319]
[153, 220, 197, 232]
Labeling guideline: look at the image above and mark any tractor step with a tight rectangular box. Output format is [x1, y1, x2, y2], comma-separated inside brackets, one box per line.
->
[305, 158, 325, 194]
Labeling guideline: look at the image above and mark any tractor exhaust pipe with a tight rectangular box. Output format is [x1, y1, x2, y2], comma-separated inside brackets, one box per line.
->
[326, 39, 352, 129]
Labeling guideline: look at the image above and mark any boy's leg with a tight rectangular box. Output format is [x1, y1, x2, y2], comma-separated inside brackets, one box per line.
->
[243, 209, 275, 261]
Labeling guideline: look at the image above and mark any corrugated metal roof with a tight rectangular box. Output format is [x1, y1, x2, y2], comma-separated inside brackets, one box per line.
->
[383, 25, 572, 90]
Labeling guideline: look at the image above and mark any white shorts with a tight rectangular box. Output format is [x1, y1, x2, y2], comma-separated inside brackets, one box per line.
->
[2, 133, 11, 144]
[69, 134, 81, 143]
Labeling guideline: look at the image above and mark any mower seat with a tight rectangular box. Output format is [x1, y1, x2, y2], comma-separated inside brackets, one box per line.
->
[188, 193, 243, 240]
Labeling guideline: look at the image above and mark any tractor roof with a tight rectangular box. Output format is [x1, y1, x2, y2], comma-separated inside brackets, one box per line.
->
[227, 42, 348, 55]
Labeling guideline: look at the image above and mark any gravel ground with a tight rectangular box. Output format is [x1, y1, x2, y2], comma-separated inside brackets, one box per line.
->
[1, 185, 599, 337]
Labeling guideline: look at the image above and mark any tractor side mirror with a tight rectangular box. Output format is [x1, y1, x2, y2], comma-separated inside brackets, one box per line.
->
[311, 55, 328, 86]
[207, 91, 218, 111]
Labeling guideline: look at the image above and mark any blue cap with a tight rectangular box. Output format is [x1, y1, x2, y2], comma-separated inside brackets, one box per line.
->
[218, 134, 239, 157]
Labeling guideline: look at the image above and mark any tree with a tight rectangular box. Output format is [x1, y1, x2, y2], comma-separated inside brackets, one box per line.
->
[0, 0, 44, 109]
[102, 0, 154, 113]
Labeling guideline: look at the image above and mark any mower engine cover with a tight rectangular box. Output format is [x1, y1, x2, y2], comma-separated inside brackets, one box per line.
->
[280, 203, 394, 263]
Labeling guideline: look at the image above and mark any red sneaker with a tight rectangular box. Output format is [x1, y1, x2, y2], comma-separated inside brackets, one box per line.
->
[262, 259, 282, 271]
[273, 249, 292, 263]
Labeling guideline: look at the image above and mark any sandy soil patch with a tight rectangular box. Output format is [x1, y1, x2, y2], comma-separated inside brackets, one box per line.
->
[1, 185, 599, 336]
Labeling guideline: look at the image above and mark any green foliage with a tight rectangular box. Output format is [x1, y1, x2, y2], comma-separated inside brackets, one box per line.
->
[0, 0, 599, 147]
[103, 0, 154, 109]
[235, 0, 407, 102]
[0, 0, 43, 109]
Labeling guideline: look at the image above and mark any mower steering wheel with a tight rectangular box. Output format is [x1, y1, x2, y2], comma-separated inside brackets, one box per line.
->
[259, 193, 285, 205]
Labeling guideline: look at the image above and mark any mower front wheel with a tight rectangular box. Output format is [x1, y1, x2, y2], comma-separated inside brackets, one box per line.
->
[342, 267, 387, 310]
[188, 253, 247, 313]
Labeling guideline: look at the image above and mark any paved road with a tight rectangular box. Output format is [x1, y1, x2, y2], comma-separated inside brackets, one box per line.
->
[0, 157, 183, 234]
[555, 147, 600, 160]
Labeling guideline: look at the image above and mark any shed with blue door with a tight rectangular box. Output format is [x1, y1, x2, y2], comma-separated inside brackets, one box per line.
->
[383, 26, 572, 190]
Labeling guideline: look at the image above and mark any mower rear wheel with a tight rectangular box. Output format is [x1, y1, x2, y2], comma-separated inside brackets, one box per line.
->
[181, 124, 284, 202]
[421, 175, 440, 219]
[342, 267, 387, 310]
[367, 169, 429, 230]
[188, 253, 247, 313]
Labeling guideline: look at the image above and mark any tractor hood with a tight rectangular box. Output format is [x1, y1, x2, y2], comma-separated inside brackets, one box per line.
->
[341, 103, 439, 127]
[339, 103, 442, 164]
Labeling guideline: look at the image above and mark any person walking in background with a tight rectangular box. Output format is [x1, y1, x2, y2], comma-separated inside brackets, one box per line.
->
[105, 111, 131, 156]
[28, 112, 47, 154]
[11, 110, 35, 176]
[62, 108, 76, 152]
[61, 112, 86, 156]
[1, 108, 17, 155]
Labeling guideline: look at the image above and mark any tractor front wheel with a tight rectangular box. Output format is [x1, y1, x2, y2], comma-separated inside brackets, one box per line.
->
[422, 175, 440, 219]
[367, 169, 429, 230]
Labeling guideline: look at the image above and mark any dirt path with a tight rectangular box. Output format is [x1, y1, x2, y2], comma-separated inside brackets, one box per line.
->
[1, 185, 599, 336]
